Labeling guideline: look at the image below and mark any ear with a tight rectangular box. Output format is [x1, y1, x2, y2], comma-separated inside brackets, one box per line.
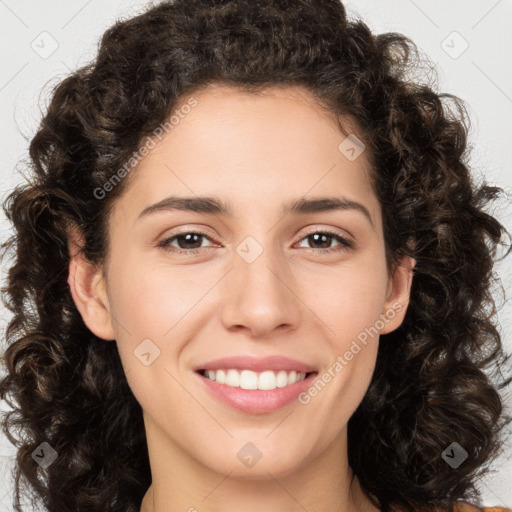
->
[66, 223, 116, 341]
[379, 255, 416, 335]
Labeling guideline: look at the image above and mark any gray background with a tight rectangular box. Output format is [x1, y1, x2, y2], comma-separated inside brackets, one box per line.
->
[0, 0, 511, 509]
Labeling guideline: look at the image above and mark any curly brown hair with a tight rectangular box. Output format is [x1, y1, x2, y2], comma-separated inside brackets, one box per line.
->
[1, 1, 511, 511]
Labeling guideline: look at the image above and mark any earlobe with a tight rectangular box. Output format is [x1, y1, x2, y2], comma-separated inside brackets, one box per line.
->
[379, 256, 416, 335]
[66, 224, 116, 341]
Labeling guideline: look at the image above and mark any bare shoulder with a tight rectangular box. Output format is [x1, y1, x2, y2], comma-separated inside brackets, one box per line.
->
[452, 503, 512, 512]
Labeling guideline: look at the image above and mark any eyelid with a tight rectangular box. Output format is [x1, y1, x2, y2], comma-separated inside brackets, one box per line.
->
[299, 225, 354, 243]
[159, 225, 218, 241]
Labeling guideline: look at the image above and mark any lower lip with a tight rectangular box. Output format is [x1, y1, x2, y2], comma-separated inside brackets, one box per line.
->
[195, 371, 318, 414]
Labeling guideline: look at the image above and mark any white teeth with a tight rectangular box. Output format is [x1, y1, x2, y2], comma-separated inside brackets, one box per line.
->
[276, 370, 289, 388]
[225, 369, 239, 387]
[259, 370, 276, 390]
[202, 369, 308, 390]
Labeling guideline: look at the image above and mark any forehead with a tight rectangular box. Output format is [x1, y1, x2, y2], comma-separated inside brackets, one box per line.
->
[174, 82, 353, 142]
[113, 83, 379, 226]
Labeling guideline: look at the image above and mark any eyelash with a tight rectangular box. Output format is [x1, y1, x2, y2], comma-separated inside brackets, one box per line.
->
[157, 228, 354, 255]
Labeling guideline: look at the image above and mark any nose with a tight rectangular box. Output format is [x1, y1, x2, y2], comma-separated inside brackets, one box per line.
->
[219, 243, 302, 339]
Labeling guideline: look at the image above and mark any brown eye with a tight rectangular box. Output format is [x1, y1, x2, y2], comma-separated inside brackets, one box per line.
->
[158, 231, 216, 253]
[296, 230, 354, 252]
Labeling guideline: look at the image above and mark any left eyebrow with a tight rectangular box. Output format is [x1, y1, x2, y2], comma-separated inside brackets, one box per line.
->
[283, 196, 374, 228]
[136, 194, 374, 228]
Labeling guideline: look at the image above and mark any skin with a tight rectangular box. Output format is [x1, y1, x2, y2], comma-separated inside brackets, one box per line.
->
[68, 83, 415, 512]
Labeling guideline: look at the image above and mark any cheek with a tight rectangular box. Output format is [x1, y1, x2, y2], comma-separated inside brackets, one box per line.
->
[311, 262, 389, 339]
[106, 258, 196, 408]
[107, 252, 193, 335]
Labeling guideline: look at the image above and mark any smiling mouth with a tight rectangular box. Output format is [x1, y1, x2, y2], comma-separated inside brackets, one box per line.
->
[197, 369, 317, 390]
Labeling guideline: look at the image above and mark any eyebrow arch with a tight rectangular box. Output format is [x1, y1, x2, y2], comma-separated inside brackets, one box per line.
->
[136, 194, 374, 228]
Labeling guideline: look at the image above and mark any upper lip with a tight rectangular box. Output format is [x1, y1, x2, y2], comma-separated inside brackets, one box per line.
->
[195, 355, 317, 373]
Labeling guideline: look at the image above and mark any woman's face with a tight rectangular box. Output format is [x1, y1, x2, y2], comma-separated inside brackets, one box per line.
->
[71, 83, 413, 480]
